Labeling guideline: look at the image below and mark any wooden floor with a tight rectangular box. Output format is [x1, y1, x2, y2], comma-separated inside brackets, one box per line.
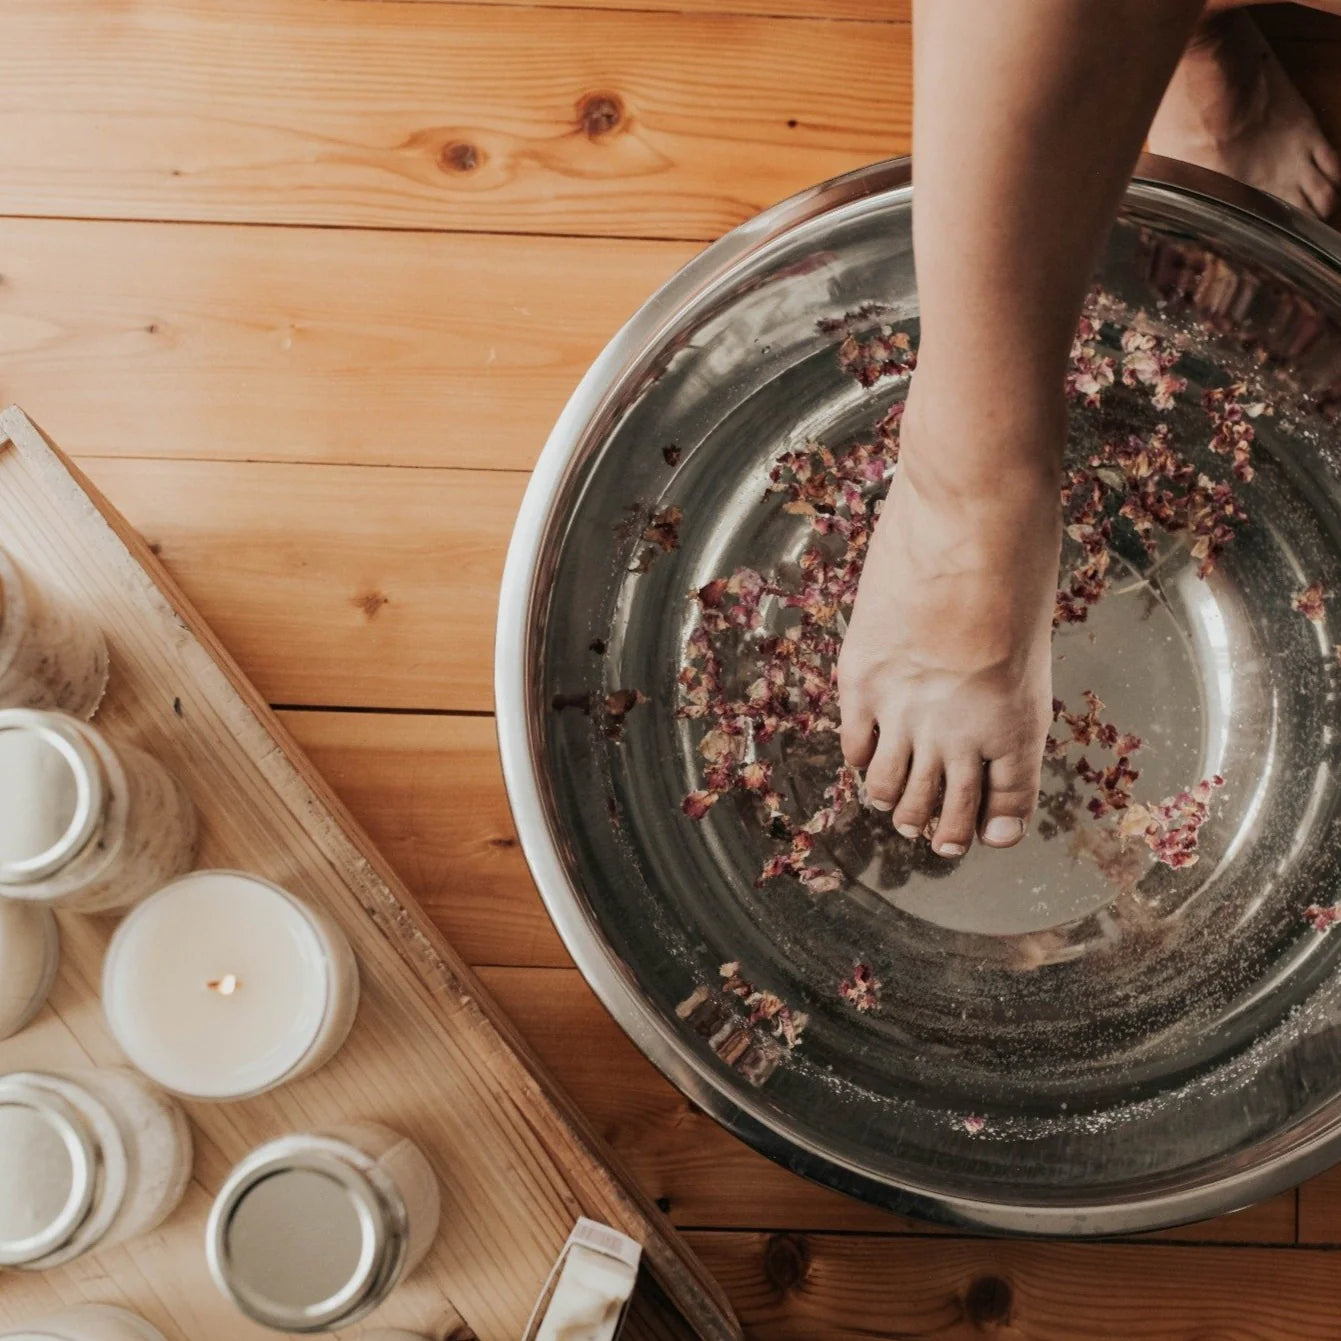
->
[6, 2, 1341, 1336]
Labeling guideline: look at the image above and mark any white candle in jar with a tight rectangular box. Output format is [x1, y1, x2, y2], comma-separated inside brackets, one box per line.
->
[0, 1069, 192, 1271]
[206, 1123, 441, 1332]
[102, 870, 359, 1101]
[0, 900, 59, 1039]
[0, 1304, 168, 1341]
[0, 546, 109, 720]
[0, 709, 197, 912]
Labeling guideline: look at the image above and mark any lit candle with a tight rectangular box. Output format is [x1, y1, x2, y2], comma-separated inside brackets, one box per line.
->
[206, 1123, 441, 1331]
[0, 1305, 168, 1341]
[0, 900, 59, 1039]
[0, 1069, 192, 1271]
[102, 870, 359, 1101]
[0, 709, 197, 912]
[0, 546, 108, 720]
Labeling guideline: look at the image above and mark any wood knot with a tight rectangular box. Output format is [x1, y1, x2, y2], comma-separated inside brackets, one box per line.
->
[578, 92, 624, 139]
[488, 835, 517, 849]
[353, 591, 389, 619]
[762, 1233, 810, 1296]
[440, 140, 481, 172]
[964, 1274, 1013, 1329]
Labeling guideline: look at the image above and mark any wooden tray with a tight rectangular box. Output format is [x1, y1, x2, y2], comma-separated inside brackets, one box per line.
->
[0, 406, 741, 1341]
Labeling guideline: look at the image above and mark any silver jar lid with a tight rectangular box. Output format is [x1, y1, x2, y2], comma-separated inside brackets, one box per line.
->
[0, 710, 105, 885]
[0, 1074, 105, 1267]
[206, 1133, 410, 1333]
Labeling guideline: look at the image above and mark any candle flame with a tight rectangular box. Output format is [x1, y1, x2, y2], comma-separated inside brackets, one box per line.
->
[207, 973, 240, 996]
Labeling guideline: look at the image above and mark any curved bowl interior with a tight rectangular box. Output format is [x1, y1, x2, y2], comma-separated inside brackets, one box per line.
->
[498, 159, 1341, 1234]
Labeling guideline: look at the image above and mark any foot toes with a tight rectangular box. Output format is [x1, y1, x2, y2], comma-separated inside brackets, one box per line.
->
[979, 750, 1041, 849]
[840, 703, 878, 772]
[932, 759, 983, 859]
[892, 753, 941, 841]
[863, 730, 911, 813]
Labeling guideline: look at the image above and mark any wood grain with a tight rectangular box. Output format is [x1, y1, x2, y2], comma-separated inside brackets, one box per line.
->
[0, 0, 910, 241]
[685, 1232, 1341, 1340]
[384, 0, 909, 21]
[75, 456, 524, 713]
[0, 408, 739, 1341]
[279, 710, 571, 968]
[0, 216, 693, 472]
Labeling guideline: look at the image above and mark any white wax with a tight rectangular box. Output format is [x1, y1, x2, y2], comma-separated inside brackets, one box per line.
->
[102, 871, 359, 1101]
[1, 1304, 168, 1341]
[0, 900, 58, 1039]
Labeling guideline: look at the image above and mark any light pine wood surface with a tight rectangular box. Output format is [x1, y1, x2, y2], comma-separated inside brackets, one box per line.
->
[6, 0, 1341, 1335]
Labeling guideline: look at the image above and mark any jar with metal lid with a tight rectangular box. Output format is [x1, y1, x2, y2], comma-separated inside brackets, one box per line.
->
[0, 709, 197, 911]
[206, 1122, 441, 1333]
[0, 900, 59, 1040]
[0, 547, 108, 719]
[0, 1069, 193, 1271]
[0, 1305, 168, 1341]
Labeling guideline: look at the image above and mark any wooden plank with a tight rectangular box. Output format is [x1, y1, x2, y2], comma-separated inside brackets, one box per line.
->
[385, 0, 909, 22]
[75, 456, 523, 713]
[685, 1232, 1341, 1340]
[279, 710, 572, 968]
[0, 408, 739, 1341]
[0, 0, 910, 240]
[480, 966, 1298, 1244]
[0, 216, 694, 472]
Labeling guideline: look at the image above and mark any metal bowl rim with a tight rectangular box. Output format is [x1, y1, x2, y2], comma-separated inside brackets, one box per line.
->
[495, 153, 1341, 1235]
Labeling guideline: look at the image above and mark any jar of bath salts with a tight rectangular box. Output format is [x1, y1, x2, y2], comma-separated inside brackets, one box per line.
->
[0, 900, 59, 1040]
[0, 1305, 168, 1341]
[0, 547, 108, 720]
[206, 1122, 441, 1332]
[0, 1069, 193, 1271]
[0, 709, 197, 912]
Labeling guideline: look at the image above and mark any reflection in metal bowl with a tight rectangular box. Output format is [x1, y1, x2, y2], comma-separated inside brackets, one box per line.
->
[497, 156, 1341, 1236]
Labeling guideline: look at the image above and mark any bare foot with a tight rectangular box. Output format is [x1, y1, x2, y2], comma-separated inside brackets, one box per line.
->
[1150, 10, 1340, 218]
[837, 394, 1062, 858]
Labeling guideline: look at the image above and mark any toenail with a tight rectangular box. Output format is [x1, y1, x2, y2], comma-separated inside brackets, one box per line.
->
[868, 797, 893, 812]
[936, 842, 967, 858]
[983, 816, 1024, 845]
[895, 823, 921, 840]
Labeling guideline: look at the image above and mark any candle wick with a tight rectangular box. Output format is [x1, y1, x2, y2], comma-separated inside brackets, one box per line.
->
[207, 973, 241, 996]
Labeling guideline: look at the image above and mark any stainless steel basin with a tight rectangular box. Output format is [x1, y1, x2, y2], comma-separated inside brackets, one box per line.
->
[496, 155, 1341, 1235]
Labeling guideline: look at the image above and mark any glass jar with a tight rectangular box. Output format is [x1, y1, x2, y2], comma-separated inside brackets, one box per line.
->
[0, 547, 108, 720]
[0, 709, 197, 912]
[0, 1305, 168, 1341]
[0, 1069, 193, 1270]
[206, 1122, 441, 1332]
[103, 870, 360, 1101]
[0, 900, 59, 1040]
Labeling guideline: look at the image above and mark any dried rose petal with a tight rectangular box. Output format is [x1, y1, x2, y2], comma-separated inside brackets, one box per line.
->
[838, 963, 881, 1012]
[961, 1116, 987, 1136]
[1307, 903, 1340, 933]
[1293, 580, 1328, 624]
